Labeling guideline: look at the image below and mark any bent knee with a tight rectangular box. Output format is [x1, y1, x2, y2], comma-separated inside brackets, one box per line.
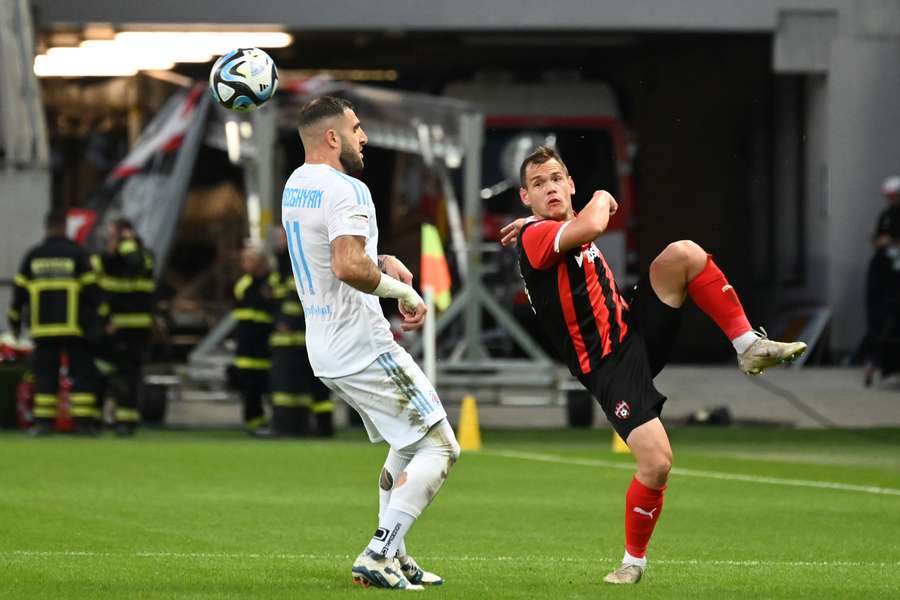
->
[426, 419, 460, 465]
[659, 454, 673, 477]
[656, 240, 705, 265]
[652, 241, 707, 282]
[379, 468, 394, 491]
[650, 455, 672, 476]
[639, 454, 672, 486]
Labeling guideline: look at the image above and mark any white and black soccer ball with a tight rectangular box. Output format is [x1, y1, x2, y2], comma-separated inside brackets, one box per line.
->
[209, 48, 278, 112]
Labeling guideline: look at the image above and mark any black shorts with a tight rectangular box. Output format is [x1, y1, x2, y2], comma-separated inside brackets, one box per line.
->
[576, 273, 682, 440]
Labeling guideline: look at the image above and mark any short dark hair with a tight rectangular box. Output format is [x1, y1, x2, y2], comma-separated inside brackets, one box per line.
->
[297, 96, 354, 130]
[519, 146, 569, 188]
[44, 209, 67, 230]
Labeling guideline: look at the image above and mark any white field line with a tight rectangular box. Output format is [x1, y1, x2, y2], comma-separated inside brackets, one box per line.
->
[3, 550, 898, 569]
[483, 450, 900, 497]
[693, 450, 900, 470]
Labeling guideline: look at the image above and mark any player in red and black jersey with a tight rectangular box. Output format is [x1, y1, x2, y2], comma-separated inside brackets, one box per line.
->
[502, 146, 807, 585]
[516, 210, 631, 375]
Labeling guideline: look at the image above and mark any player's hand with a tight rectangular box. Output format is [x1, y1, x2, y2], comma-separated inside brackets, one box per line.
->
[380, 255, 414, 285]
[590, 190, 618, 216]
[399, 300, 427, 331]
[500, 218, 528, 247]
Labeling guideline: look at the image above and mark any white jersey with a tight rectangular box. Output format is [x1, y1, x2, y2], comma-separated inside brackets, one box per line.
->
[281, 162, 397, 378]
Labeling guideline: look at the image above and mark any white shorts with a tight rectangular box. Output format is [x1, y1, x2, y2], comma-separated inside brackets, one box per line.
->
[320, 348, 447, 450]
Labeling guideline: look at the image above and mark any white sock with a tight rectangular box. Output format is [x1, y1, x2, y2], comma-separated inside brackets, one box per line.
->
[622, 550, 647, 569]
[378, 448, 412, 557]
[731, 330, 759, 354]
[367, 420, 460, 558]
[367, 509, 415, 558]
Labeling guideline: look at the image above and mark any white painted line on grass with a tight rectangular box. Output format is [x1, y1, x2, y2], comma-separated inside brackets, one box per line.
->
[3, 550, 898, 569]
[484, 450, 900, 497]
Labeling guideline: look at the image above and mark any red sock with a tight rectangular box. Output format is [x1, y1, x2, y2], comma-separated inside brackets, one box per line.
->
[687, 256, 752, 341]
[624, 476, 666, 558]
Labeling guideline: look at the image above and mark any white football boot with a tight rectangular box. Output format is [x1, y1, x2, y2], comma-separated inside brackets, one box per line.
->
[398, 555, 444, 586]
[603, 562, 644, 584]
[351, 549, 423, 590]
[738, 328, 807, 375]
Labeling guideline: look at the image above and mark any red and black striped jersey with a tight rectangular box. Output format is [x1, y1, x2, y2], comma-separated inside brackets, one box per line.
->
[517, 218, 630, 376]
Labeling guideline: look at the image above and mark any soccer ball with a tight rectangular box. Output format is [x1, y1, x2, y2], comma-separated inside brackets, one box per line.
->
[209, 48, 278, 112]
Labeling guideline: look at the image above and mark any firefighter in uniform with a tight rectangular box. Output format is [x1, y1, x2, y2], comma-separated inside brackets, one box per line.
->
[7, 210, 104, 435]
[270, 228, 334, 437]
[232, 245, 278, 434]
[92, 218, 156, 436]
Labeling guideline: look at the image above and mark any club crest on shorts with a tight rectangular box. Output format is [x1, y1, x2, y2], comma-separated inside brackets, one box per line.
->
[614, 400, 631, 420]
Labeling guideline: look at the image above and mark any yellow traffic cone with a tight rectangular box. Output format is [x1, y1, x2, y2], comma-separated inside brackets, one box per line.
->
[612, 430, 630, 454]
[457, 394, 482, 451]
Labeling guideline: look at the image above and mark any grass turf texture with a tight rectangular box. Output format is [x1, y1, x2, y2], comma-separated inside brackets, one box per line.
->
[1, 427, 899, 599]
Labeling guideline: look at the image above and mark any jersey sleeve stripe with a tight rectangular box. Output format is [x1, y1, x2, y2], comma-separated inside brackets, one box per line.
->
[553, 221, 571, 253]
[355, 179, 367, 206]
[348, 177, 363, 205]
[330, 167, 365, 205]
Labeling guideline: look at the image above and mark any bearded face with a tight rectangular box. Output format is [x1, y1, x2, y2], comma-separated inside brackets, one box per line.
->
[338, 134, 364, 173]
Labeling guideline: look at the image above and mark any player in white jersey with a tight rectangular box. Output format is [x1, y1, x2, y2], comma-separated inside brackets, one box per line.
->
[282, 96, 459, 591]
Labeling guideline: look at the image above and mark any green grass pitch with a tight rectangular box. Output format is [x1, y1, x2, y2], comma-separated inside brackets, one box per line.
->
[1, 427, 899, 599]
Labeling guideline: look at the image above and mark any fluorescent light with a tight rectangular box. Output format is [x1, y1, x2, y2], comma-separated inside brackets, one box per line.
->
[35, 49, 173, 77]
[34, 54, 138, 77]
[80, 40, 213, 63]
[115, 31, 292, 51]
[34, 30, 292, 77]
[45, 47, 175, 71]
